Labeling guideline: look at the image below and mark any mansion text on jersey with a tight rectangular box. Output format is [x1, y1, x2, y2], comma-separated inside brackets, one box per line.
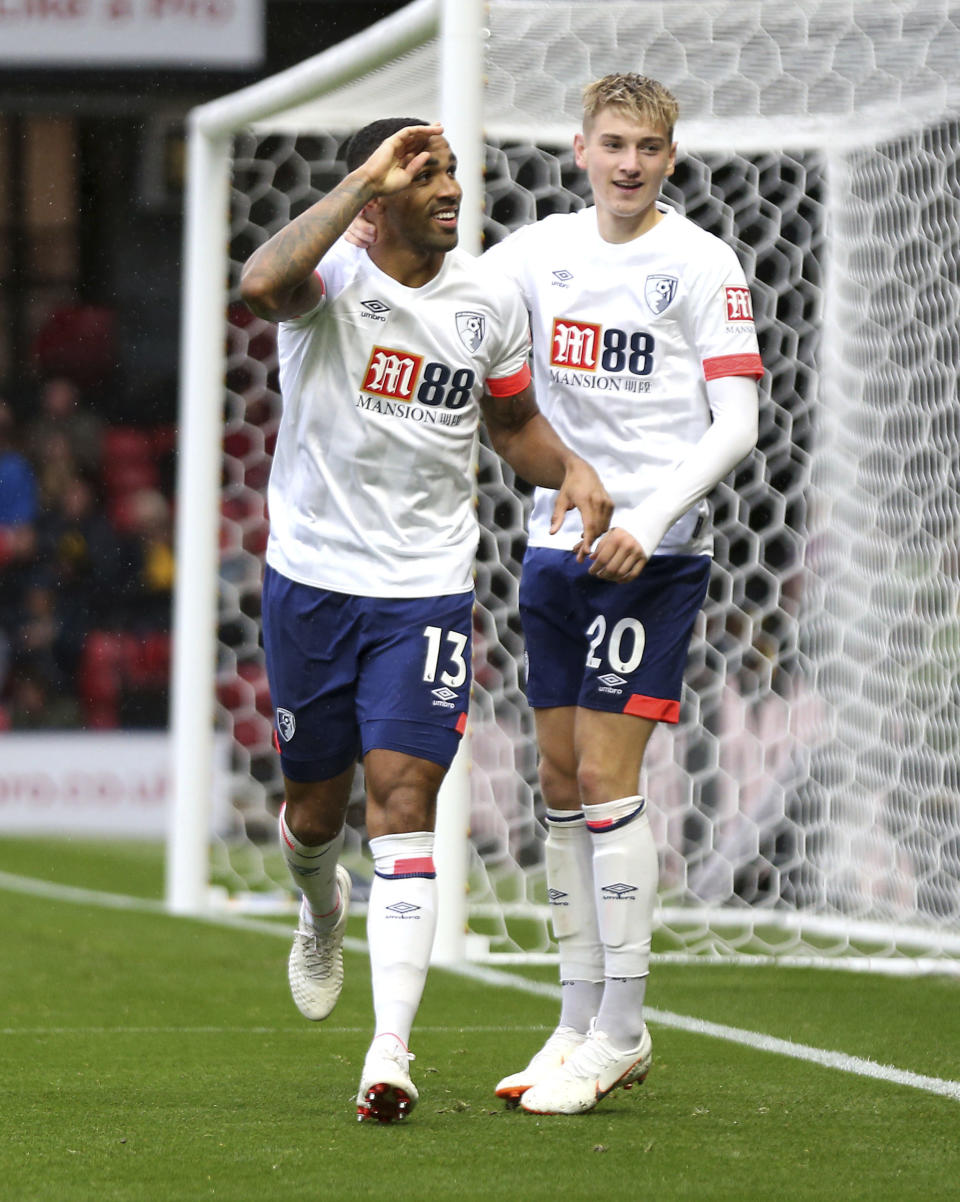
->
[549, 368, 651, 393]
[355, 395, 465, 425]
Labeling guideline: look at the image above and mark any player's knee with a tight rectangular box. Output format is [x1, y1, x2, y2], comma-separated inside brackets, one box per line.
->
[367, 779, 438, 835]
[283, 793, 343, 846]
[538, 755, 579, 809]
[575, 757, 619, 808]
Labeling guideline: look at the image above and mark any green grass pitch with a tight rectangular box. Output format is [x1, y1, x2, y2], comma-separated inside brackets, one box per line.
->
[1, 836, 959, 1202]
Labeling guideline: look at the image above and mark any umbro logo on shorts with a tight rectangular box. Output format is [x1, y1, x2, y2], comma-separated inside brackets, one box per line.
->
[547, 888, 569, 905]
[597, 672, 627, 688]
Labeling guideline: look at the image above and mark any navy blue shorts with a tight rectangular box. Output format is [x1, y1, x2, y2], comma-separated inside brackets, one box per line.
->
[262, 565, 472, 782]
[519, 548, 710, 722]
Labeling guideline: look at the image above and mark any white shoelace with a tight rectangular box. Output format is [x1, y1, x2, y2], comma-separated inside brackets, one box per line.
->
[295, 928, 339, 978]
[562, 1021, 636, 1079]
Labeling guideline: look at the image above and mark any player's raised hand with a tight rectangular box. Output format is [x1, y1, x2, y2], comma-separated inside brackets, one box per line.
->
[550, 459, 613, 553]
[584, 527, 648, 581]
[359, 124, 445, 197]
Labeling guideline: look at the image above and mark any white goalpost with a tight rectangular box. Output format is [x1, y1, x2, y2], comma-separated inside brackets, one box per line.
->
[170, 0, 960, 972]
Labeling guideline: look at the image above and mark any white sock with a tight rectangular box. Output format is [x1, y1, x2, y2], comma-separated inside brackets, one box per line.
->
[595, 975, 649, 1051]
[279, 806, 344, 931]
[546, 809, 603, 1033]
[584, 795, 658, 1049]
[366, 831, 437, 1047]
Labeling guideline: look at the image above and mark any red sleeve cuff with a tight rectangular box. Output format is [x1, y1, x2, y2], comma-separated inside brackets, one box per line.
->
[703, 353, 764, 381]
[485, 363, 532, 397]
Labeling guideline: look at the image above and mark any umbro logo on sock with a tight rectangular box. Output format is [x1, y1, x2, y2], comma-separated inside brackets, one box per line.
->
[386, 901, 422, 918]
[601, 882, 637, 900]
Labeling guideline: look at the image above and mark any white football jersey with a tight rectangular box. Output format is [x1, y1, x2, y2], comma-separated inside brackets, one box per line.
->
[484, 204, 763, 555]
[267, 240, 531, 597]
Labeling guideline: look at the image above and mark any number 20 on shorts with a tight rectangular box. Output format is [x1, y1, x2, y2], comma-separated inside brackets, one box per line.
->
[585, 615, 646, 674]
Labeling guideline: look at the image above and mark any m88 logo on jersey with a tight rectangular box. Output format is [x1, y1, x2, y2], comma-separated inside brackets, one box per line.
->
[551, 318, 656, 377]
[551, 318, 601, 371]
[724, 286, 755, 322]
[362, 346, 424, 401]
[361, 345, 477, 410]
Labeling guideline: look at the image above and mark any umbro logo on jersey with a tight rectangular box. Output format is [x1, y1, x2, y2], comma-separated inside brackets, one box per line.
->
[601, 882, 638, 900]
[386, 901, 421, 918]
[597, 673, 627, 688]
[456, 311, 486, 352]
[552, 269, 574, 286]
[276, 708, 296, 742]
[645, 274, 678, 315]
[361, 298, 391, 318]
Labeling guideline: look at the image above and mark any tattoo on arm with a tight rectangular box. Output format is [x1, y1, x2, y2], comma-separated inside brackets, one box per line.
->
[242, 175, 373, 318]
[264, 178, 372, 283]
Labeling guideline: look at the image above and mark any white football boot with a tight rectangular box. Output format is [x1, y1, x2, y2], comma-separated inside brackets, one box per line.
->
[356, 1034, 418, 1123]
[287, 863, 352, 1021]
[520, 1021, 652, 1115]
[494, 1026, 587, 1104]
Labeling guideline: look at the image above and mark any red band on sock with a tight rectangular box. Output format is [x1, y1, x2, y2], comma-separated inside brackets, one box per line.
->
[393, 856, 435, 876]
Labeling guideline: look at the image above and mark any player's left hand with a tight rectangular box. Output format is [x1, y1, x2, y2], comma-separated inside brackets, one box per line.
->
[550, 460, 613, 553]
[583, 527, 648, 581]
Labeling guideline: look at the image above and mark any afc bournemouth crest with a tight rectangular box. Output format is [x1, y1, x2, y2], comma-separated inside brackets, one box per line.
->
[276, 708, 296, 743]
[456, 311, 486, 352]
[644, 274, 678, 315]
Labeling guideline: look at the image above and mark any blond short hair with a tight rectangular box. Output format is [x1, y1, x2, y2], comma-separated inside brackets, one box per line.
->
[582, 74, 679, 139]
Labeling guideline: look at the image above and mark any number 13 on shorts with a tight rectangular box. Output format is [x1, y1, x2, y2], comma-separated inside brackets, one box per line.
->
[422, 625, 469, 688]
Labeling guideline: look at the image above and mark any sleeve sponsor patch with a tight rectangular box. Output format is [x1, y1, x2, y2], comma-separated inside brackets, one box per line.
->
[724, 286, 755, 322]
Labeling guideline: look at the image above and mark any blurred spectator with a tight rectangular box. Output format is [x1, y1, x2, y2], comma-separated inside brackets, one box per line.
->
[25, 375, 104, 478]
[36, 473, 126, 630]
[13, 574, 66, 680]
[119, 486, 175, 631]
[7, 657, 81, 730]
[0, 400, 39, 677]
[1, 376, 177, 731]
[32, 429, 81, 512]
[0, 398, 38, 568]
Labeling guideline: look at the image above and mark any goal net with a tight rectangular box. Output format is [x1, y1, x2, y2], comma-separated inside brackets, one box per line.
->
[173, 0, 960, 969]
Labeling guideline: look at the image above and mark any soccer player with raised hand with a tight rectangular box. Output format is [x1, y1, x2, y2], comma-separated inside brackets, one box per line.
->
[240, 118, 612, 1123]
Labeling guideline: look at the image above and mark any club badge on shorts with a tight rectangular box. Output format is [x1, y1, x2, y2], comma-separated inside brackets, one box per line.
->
[276, 708, 296, 742]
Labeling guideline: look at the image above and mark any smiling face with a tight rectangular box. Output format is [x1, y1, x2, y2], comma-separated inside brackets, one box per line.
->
[377, 134, 462, 256]
[574, 105, 677, 241]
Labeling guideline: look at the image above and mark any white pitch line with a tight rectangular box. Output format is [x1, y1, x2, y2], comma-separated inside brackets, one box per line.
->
[450, 961, 960, 1103]
[0, 1024, 549, 1037]
[4, 870, 960, 1101]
